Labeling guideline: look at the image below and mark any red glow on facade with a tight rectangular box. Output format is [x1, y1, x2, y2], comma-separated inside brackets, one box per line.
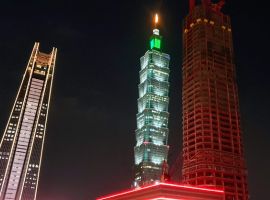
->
[182, 1, 248, 200]
[149, 197, 184, 200]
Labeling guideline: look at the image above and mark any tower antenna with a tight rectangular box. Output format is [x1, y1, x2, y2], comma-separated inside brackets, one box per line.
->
[155, 13, 159, 27]
[153, 13, 160, 35]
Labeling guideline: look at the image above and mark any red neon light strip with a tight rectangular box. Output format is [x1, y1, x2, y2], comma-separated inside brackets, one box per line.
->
[149, 197, 184, 200]
[96, 182, 224, 200]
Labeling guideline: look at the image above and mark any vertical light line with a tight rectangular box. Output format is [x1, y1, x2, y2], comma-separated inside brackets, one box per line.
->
[5, 43, 40, 199]
[34, 48, 56, 200]
[33, 48, 56, 200]
[18, 48, 56, 200]
[0, 43, 39, 198]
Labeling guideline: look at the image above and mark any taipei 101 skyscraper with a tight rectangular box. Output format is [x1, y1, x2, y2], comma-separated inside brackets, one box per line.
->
[0, 43, 56, 200]
[134, 15, 171, 187]
[182, 0, 249, 199]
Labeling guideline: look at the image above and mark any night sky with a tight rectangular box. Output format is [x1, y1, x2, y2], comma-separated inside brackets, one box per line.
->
[0, 0, 269, 199]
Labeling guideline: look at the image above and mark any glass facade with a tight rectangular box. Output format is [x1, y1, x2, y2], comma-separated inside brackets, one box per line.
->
[134, 29, 170, 187]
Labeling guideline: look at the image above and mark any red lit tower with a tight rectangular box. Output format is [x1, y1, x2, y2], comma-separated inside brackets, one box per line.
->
[182, 1, 249, 200]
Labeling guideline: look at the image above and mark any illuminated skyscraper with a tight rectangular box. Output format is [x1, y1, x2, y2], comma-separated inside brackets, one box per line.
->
[134, 15, 171, 187]
[0, 43, 57, 200]
[182, 1, 249, 199]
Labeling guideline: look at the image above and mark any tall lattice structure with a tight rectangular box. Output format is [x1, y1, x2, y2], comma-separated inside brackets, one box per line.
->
[0, 43, 57, 200]
[181, 1, 249, 200]
[134, 16, 171, 187]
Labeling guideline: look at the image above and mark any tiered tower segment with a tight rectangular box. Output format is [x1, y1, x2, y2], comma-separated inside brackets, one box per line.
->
[182, 1, 249, 199]
[134, 15, 171, 187]
[0, 43, 57, 200]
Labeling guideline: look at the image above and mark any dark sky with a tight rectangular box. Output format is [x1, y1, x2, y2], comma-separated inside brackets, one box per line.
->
[0, 0, 269, 199]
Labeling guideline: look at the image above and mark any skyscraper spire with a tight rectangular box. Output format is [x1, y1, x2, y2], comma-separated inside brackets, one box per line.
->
[154, 13, 158, 28]
[150, 14, 162, 50]
[134, 14, 171, 187]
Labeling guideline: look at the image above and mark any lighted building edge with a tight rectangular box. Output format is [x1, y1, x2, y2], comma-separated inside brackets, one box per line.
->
[134, 27, 170, 187]
[96, 182, 225, 200]
[0, 43, 56, 200]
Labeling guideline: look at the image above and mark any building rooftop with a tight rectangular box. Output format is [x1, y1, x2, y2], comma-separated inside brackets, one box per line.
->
[96, 182, 224, 200]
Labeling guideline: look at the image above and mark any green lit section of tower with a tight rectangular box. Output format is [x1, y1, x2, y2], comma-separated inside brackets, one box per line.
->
[134, 15, 170, 187]
[150, 35, 161, 50]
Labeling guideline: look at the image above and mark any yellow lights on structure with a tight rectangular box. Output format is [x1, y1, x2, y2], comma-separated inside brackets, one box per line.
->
[32, 48, 57, 200]
[185, 18, 231, 33]
[186, 17, 207, 32]
[196, 18, 232, 31]
[19, 45, 56, 200]
[0, 43, 39, 196]
[196, 18, 202, 23]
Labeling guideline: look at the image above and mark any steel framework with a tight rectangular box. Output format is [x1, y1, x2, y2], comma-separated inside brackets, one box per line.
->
[0, 43, 57, 200]
[181, 1, 249, 200]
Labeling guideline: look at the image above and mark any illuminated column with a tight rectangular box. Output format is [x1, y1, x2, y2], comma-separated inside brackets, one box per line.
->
[134, 15, 170, 187]
[0, 43, 57, 200]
